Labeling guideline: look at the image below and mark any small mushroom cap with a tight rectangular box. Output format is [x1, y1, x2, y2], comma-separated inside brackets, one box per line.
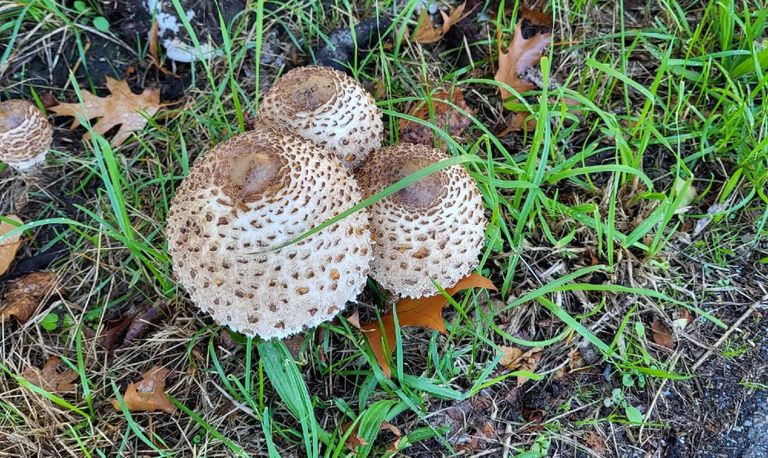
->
[258, 66, 383, 169]
[167, 126, 373, 339]
[0, 100, 53, 171]
[356, 144, 487, 298]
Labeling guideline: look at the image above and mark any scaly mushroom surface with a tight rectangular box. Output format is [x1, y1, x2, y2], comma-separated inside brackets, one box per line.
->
[167, 126, 373, 338]
[0, 100, 53, 172]
[356, 143, 487, 298]
[258, 66, 383, 169]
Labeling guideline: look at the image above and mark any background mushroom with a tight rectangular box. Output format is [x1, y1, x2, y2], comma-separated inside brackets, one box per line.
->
[166, 126, 373, 338]
[257, 66, 383, 169]
[0, 100, 53, 172]
[355, 143, 487, 298]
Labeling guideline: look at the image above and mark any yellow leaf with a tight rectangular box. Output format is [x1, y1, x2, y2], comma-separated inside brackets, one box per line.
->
[50, 77, 162, 147]
[111, 366, 177, 414]
[0, 215, 22, 276]
[359, 273, 496, 378]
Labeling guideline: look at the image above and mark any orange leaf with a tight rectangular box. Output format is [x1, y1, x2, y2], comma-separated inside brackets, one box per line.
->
[584, 431, 607, 455]
[494, 6, 552, 100]
[343, 420, 402, 453]
[111, 366, 177, 414]
[21, 356, 77, 393]
[0, 215, 23, 276]
[361, 273, 496, 377]
[0, 272, 58, 324]
[499, 345, 542, 386]
[399, 89, 474, 148]
[651, 317, 674, 349]
[413, 2, 467, 44]
[50, 77, 162, 147]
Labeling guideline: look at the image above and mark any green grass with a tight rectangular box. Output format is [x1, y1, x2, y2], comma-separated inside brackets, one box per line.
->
[0, 0, 766, 456]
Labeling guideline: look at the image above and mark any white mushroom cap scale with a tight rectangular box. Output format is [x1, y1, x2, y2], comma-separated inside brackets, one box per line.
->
[0, 100, 53, 171]
[167, 126, 373, 338]
[258, 66, 383, 169]
[356, 143, 487, 298]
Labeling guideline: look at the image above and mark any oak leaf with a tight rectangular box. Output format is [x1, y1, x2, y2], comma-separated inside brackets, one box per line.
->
[51, 77, 162, 147]
[21, 356, 77, 393]
[499, 345, 542, 385]
[358, 274, 496, 377]
[111, 365, 177, 414]
[494, 6, 552, 100]
[413, 2, 467, 44]
[0, 272, 58, 324]
[0, 215, 23, 276]
[399, 89, 474, 148]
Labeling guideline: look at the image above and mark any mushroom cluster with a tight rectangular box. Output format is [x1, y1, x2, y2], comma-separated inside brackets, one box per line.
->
[167, 65, 488, 339]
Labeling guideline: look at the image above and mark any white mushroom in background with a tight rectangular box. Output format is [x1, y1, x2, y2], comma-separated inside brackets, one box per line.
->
[258, 66, 383, 169]
[166, 126, 373, 339]
[0, 100, 53, 172]
[355, 143, 488, 298]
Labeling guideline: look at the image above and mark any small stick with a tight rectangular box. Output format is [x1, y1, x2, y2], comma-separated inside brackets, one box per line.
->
[692, 300, 761, 372]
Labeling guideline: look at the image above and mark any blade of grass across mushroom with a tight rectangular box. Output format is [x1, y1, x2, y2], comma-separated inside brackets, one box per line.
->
[248, 154, 486, 254]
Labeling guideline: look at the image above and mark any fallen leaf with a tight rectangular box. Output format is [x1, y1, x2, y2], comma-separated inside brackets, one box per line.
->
[0, 272, 57, 324]
[111, 366, 177, 414]
[123, 305, 163, 343]
[499, 345, 543, 385]
[413, 2, 467, 44]
[360, 274, 496, 377]
[0, 215, 23, 276]
[399, 89, 474, 148]
[651, 317, 674, 349]
[673, 308, 693, 330]
[95, 314, 134, 350]
[21, 356, 77, 393]
[343, 420, 402, 453]
[584, 431, 607, 455]
[494, 6, 552, 100]
[50, 77, 162, 147]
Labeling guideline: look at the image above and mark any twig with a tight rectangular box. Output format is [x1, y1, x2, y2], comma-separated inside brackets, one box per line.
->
[692, 300, 761, 372]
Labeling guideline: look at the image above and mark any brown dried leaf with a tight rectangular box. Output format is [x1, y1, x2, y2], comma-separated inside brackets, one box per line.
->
[0, 215, 23, 276]
[651, 317, 674, 349]
[399, 89, 474, 148]
[50, 77, 162, 147]
[413, 2, 466, 44]
[123, 305, 163, 343]
[360, 274, 496, 377]
[344, 420, 402, 453]
[494, 6, 552, 100]
[111, 366, 177, 414]
[585, 431, 607, 455]
[499, 345, 543, 385]
[0, 272, 57, 324]
[21, 356, 77, 393]
[97, 314, 134, 350]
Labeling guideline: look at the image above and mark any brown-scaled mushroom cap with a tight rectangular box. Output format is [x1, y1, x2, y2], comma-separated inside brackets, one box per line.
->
[166, 126, 373, 338]
[0, 100, 53, 171]
[258, 66, 383, 169]
[356, 143, 487, 298]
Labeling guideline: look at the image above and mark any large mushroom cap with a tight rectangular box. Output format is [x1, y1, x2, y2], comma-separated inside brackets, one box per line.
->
[166, 126, 373, 338]
[0, 100, 53, 171]
[258, 66, 383, 169]
[356, 143, 487, 298]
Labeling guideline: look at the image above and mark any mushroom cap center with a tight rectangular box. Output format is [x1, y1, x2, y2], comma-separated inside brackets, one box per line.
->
[0, 101, 29, 132]
[280, 72, 337, 112]
[390, 159, 448, 209]
[215, 147, 288, 203]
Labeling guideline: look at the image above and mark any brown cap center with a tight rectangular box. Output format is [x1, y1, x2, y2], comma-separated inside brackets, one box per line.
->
[280, 73, 337, 112]
[215, 148, 288, 203]
[0, 100, 31, 132]
[392, 159, 448, 209]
